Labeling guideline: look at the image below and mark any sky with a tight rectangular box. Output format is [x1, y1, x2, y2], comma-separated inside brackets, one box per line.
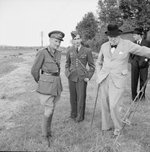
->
[0, 0, 98, 47]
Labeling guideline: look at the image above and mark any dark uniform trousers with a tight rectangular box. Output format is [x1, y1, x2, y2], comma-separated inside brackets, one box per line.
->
[69, 79, 87, 119]
[130, 40, 150, 100]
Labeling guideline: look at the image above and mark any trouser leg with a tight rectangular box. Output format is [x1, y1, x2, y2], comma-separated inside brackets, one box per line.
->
[42, 116, 49, 137]
[99, 77, 113, 130]
[39, 94, 60, 137]
[69, 80, 77, 118]
[131, 63, 139, 100]
[109, 79, 124, 131]
[76, 80, 87, 121]
[139, 67, 148, 99]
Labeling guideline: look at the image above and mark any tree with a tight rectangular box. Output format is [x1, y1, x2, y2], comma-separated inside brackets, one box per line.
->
[119, 0, 150, 31]
[76, 12, 98, 42]
[97, 0, 123, 26]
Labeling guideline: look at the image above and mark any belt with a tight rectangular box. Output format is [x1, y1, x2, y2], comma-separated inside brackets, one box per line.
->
[44, 72, 60, 76]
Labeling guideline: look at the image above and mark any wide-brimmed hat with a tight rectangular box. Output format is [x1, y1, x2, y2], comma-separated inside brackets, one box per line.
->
[132, 27, 143, 35]
[48, 30, 65, 41]
[105, 24, 122, 37]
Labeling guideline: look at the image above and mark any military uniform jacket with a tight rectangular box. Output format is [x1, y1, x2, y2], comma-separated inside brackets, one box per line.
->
[65, 45, 95, 82]
[96, 38, 150, 88]
[130, 39, 150, 68]
[31, 46, 62, 96]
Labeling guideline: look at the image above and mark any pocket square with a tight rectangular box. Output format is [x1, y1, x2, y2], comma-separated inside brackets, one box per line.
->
[119, 51, 124, 54]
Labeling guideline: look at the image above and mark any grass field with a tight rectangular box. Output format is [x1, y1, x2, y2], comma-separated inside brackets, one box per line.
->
[0, 47, 150, 152]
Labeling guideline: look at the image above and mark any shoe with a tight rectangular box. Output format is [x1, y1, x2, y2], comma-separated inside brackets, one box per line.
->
[69, 116, 76, 120]
[75, 117, 84, 123]
[102, 128, 113, 136]
[42, 135, 51, 147]
[111, 129, 121, 138]
[114, 129, 121, 136]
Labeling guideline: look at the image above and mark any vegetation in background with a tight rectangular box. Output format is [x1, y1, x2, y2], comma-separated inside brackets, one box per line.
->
[75, 0, 150, 52]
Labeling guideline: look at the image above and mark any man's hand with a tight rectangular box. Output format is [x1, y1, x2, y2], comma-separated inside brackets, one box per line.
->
[84, 78, 89, 82]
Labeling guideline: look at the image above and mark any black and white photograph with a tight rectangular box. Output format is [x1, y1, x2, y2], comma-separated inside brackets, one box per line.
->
[0, 0, 150, 151]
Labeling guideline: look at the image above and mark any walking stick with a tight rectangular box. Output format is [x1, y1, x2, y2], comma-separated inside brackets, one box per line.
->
[90, 84, 100, 129]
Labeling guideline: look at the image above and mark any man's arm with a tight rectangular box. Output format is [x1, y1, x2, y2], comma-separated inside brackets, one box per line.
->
[31, 51, 44, 82]
[87, 50, 95, 80]
[128, 41, 150, 58]
[65, 50, 71, 78]
[96, 48, 104, 74]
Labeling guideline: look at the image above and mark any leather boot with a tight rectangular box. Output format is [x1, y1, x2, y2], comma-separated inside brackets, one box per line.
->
[42, 116, 51, 147]
[42, 116, 49, 138]
[47, 113, 53, 137]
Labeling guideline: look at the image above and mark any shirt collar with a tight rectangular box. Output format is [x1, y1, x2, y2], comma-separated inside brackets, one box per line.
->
[78, 45, 81, 51]
[137, 39, 142, 44]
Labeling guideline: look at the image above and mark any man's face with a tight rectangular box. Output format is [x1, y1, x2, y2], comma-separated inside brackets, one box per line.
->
[108, 36, 120, 45]
[133, 34, 142, 41]
[72, 34, 82, 47]
[49, 38, 61, 50]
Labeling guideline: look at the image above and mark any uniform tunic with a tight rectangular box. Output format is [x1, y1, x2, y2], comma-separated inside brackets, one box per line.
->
[65, 45, 95, 120]
[31, 46, 62, 96]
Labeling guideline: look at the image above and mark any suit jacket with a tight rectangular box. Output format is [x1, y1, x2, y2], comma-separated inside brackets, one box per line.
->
[129, 39, 150, 68]
[65, 45, 95, 82]
[96, 38, 150, 88]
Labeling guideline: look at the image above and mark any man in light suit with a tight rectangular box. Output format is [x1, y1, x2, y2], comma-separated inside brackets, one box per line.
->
[96, 24, 150, 136]
[130, 27, 150, 101]
[65, 31, 95, 122]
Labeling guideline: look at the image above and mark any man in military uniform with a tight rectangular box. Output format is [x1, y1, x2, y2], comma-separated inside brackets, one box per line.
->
[65, 31, 95, 122]
[130, 27, 150, 101]
[31, 30, 65, 144]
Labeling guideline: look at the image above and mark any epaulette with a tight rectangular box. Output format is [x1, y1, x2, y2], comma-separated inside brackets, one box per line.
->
[39, 47, 47, 51]
[36, 47, 48, 53]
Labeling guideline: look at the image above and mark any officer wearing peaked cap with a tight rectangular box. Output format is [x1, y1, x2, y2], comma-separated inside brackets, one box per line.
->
[65, 30, 95, 122]
[48, 30, 65, 41]
[31, 30, 65, 145]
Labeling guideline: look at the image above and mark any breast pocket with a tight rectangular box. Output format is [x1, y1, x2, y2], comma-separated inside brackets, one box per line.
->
[79, 54, 87, 62]
[121, 70, 128, 76]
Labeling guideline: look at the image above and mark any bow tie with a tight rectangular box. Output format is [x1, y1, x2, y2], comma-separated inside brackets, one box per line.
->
[111, 45, 117, 48]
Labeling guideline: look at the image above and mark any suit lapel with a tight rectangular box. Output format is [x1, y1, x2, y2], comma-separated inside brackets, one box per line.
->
[111, 39, 123, 59]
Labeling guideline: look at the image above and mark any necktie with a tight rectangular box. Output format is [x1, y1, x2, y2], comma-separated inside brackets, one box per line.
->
[76, 48, 78, 53]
